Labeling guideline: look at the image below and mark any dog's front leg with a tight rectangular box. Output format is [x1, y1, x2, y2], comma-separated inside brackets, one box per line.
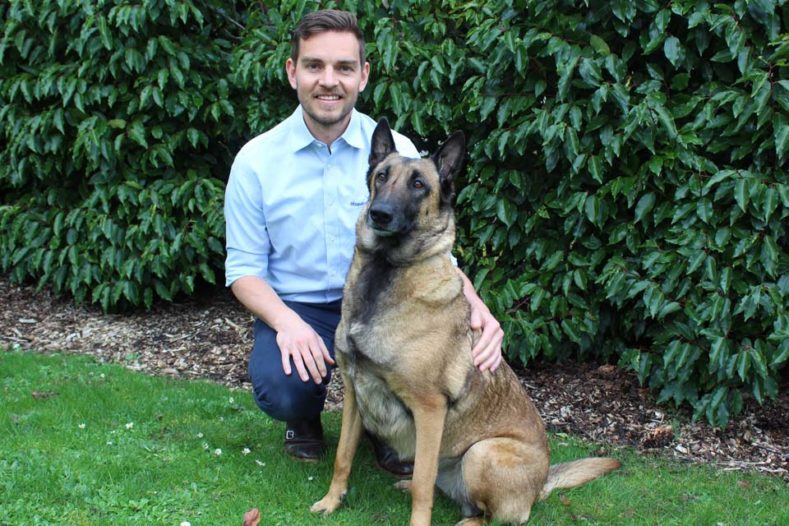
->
[407, 394, 447, 526]
[310, 374, 363, 515]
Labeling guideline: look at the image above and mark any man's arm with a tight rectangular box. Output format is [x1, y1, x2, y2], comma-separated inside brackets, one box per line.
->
[231, 276, 334, 384]
[456, 268, 504, 372]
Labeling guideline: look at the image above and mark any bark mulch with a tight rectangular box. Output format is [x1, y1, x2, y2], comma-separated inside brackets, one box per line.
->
[1, 276, 786, 479]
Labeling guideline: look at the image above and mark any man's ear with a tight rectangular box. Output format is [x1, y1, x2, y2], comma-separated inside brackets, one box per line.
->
[369, 118, 397, 167]
[285, 57, 297, 89]
[359, 61, 370, 92]
[433, 131, 465, 203]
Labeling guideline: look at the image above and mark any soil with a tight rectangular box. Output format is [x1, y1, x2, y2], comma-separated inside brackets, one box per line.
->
[1, 276, 786, 479]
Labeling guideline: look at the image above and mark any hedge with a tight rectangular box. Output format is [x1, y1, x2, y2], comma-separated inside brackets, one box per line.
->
[0, 0, 245, 309]
[2, 0, 787, 426]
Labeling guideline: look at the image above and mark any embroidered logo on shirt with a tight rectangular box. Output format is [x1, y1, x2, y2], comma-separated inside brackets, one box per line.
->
[350, 200, 367, 206]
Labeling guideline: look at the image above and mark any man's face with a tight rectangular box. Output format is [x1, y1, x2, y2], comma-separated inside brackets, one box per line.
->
[286, 31, 370, 142]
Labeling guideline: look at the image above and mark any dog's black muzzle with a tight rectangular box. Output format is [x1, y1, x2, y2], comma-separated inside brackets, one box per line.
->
[367, 201, 408, 237]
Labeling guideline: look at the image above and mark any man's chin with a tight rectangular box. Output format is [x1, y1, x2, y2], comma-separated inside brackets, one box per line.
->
[304, 106, 350, 127]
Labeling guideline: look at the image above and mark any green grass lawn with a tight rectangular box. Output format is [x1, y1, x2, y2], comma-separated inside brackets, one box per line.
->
[1, 350, 785, 526]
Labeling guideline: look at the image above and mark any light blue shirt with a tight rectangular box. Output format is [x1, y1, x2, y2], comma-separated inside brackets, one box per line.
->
[224, 106, 420, 303]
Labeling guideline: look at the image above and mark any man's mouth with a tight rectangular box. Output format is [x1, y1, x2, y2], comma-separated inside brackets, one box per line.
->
[316, 94, 341, 101]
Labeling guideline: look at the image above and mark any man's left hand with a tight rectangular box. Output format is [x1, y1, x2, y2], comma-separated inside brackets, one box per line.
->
[457, 268, 504, 372]
[469, 298, 504, 372]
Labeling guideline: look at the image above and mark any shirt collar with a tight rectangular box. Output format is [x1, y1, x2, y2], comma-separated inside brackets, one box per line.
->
[339, 109, 366, 150]
[288, 106, 366, 152]
[288, 106, 317, 152]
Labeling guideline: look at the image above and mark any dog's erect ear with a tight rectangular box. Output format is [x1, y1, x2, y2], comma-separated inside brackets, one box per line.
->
[369, 118, 397, 167]
[433, 131, 465, 181]
[433, 131, 465, 203]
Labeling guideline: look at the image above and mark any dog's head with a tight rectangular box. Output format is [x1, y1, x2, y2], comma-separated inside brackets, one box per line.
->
[356, 118, 465, 263]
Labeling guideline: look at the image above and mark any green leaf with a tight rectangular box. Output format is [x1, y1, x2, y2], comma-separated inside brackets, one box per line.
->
[496, 200, 517, 228]
[761, 235, 779, 277]
[761, 187, 778, 222]
[776, 122, 789, 162]
[128, 120, 147, 148]
[653, 105, 678, 139]
[696, 198, 713, 224]
[658, 302, 681, 319]
[635, 193, 656, 223]
[734, 178, 749, 212]
[590, 35, 610, 56]
[585, 194, 603, 227]
[663, 36, 682, 67]
[720, 268, 732, 294]
[588, 155, 604, 184]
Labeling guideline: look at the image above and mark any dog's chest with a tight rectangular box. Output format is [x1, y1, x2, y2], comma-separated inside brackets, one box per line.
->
[340, 336, 417, 456]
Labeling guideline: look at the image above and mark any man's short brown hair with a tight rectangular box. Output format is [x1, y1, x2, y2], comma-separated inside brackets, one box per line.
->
[291, 9, 366, 65]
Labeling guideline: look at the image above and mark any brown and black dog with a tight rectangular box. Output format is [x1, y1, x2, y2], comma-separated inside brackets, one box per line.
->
[311, 119, 619, 525]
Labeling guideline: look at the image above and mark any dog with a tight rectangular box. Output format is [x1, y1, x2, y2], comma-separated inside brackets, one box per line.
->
[311, 119, 620, 525]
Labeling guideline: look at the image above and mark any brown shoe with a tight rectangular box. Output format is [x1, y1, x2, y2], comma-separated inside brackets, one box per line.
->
[367, 432, 414, 478]
[284, 418, 326, 462]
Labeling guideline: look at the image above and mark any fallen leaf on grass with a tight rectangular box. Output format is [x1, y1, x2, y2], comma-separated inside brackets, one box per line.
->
[559, 494, 572, 506]
[243, 508, 260, 526]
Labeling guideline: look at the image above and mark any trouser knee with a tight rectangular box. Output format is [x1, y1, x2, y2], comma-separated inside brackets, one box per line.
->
[247, 306, 339, 422]
[250, 369, 328, 421]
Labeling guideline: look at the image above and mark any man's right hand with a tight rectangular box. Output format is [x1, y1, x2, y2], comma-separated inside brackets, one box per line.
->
[274, 310, 335, 384]
[230, 276, 336, 385]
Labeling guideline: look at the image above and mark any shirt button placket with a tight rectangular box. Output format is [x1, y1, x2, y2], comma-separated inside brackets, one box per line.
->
[324, 161, 335, 295]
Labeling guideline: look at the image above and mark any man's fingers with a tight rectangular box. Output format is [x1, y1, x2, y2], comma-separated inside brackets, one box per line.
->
[479, 347, 502, 372]
[472, 332, 493, 363]
[290, 349, 311, 382]
[310, 345, 328, 381]
[469, 307, 484, 330]
[281, 349, 293, 376]
[300, 347, 324, 384]
[319, 338, 335, 365]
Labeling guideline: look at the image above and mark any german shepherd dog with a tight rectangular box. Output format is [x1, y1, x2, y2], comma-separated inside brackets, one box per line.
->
[311, 120, 620, 525]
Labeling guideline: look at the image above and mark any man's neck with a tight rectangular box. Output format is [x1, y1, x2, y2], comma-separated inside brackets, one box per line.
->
[303, 114, 352, 150]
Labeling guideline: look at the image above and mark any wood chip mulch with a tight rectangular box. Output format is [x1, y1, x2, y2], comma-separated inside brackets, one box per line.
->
[1, 276, 786, 479]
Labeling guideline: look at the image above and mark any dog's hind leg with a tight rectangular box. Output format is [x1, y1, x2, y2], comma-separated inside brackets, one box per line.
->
[311, 376, 364, 515]
[461, 438, 549, 525]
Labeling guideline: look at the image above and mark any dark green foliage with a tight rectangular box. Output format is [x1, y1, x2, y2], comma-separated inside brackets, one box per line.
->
[2, 0, 787, 425]
[0, 0, 244, 309]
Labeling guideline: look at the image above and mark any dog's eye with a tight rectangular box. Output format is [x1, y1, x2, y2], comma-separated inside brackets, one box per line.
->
[375, 172, 386, 184]
[413, 179, 424, 189]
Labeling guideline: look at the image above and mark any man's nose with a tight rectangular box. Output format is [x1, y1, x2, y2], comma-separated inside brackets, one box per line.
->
[319, 67, 338, 87]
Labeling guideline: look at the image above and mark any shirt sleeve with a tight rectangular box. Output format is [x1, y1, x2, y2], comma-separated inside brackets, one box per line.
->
[224, 149, 270, 287]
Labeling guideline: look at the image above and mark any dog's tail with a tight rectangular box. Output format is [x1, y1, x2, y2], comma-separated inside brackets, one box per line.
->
[538, 457, 620, 501]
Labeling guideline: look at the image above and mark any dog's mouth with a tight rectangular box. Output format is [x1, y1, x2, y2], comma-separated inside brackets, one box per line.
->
[366, 217, 399, 237]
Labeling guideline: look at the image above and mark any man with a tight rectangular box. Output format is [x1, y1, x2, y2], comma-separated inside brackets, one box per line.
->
[224, 9, 503, 476]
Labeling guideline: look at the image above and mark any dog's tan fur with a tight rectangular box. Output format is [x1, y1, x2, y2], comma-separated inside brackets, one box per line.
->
[311, 120, 619, 525]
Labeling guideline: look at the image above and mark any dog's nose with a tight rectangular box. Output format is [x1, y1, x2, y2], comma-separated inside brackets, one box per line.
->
[369, 207, 393, 226]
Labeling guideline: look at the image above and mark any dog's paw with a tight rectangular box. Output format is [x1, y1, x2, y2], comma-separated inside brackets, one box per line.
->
[310, 495, 342, 515]
[393, 479, 412, 492]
